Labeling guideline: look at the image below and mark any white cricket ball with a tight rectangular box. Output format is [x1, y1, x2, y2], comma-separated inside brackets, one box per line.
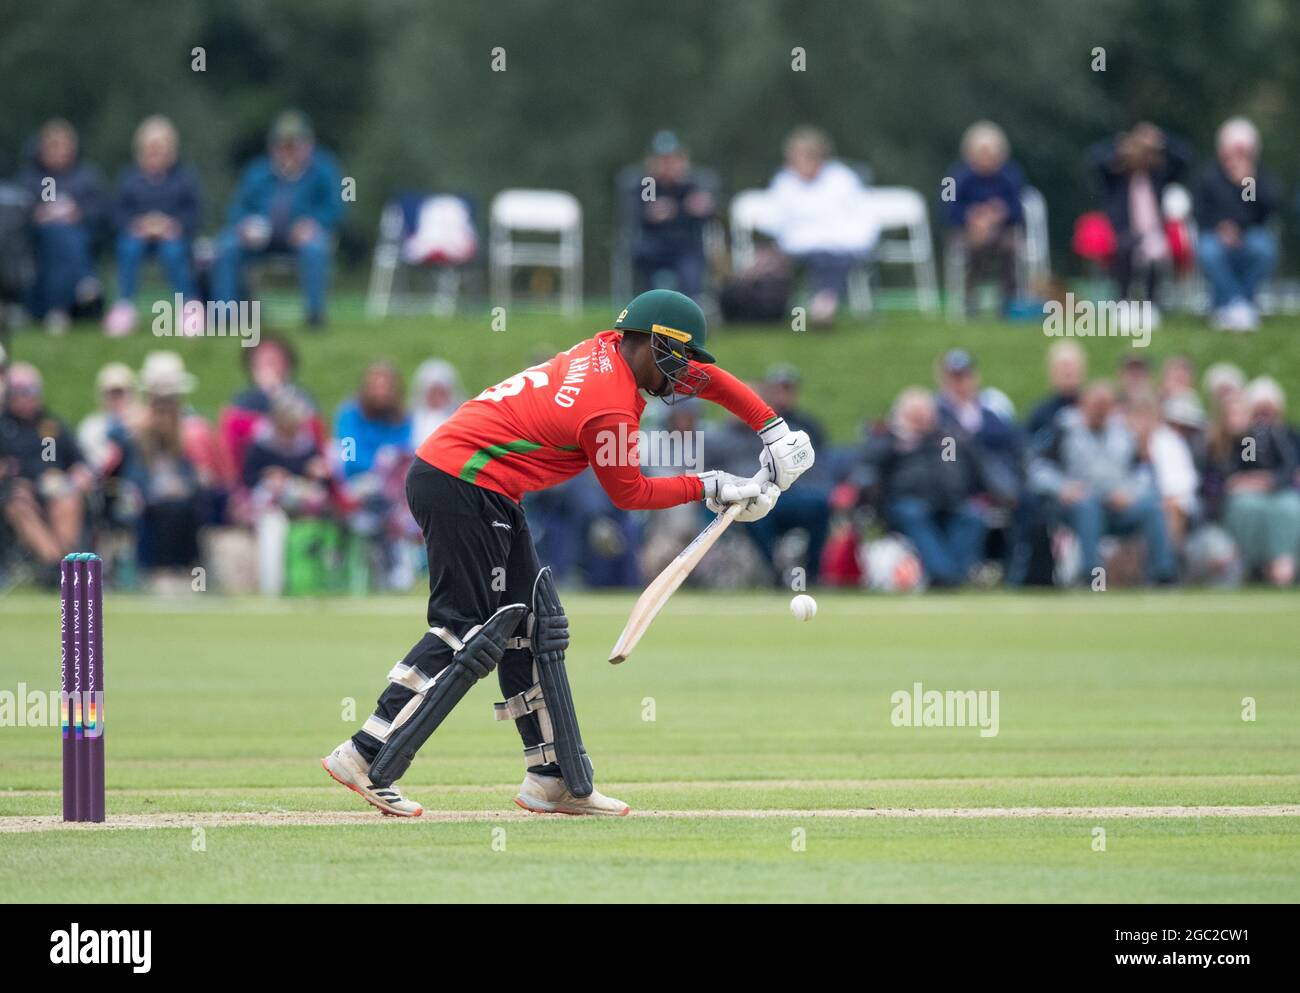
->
[789, 593, 818, 622]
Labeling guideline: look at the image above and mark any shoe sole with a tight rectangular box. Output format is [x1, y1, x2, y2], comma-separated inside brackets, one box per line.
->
[514, 795, 630, 817]
[320, 757, 422, 818]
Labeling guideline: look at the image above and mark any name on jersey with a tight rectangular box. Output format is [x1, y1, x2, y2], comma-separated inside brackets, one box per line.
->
[554, 355, 591, 408]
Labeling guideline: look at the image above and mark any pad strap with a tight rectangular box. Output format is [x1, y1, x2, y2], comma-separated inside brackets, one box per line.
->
[493, 684, 544, 721]
[362, 714, 392, 742]
[386, 661, 427, 692]
[524, 742, 558, 768]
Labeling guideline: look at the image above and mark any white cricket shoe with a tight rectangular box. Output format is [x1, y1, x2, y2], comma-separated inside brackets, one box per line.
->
[321, 740, 423, 817]
[514, 771, 630, 816]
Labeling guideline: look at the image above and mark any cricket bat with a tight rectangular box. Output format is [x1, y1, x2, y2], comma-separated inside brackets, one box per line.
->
[608, 501, 746, 664]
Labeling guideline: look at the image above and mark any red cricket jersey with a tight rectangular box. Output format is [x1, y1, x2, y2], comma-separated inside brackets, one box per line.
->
[417, 330, 776, 508]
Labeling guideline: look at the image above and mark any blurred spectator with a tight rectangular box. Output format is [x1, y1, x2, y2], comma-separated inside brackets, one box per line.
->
[1018, 341, 1088, 585]
[137, 351, 233, 496]
[409, 358, 463, 447]
[212, 111, 343, 327]
[1026, 341, 1086, 437]
[1116, 354, 1152, 402]
[334, 362, 415, 589]
[1159, 354, 1196, 401]
[221, 335, 319, 480]
[763, 364, 828, 461]
[19, 119, 107, 333]
[334, 361, 411, 479]
[240, 387, 332, 595]
[243, 388, 331, 496]
[1207, 379, 1298, 586]
[526, 469, 641, 587]
[115, 366, 208, 580]
[1193, 118, 1280, 332]
[77, 362, 140, 474]
[746, 364, 830, 583]
[603, 399, 701, 587]
[1203, 361, 1247, 413]
[1029, 380, 1176, 584]
[104, 116, 202, 337]
[0, 179, 34, 316]
[1163, 389, 1210, 476]
[943, 121, 1026, 316]
[1087, 122, 1191, 306]
[1127, 391, 1199, 549]
[935, 349, 1022, 499]
[629, 131, 716, 299]
[698, 379, 768, 482]
[0, 362, 90, 577]
[233, 335, 311, 415]
[862, 387, 999, 586]
[765, 126, 876, 325]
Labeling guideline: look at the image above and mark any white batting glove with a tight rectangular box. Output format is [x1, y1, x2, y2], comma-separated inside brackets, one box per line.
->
[759, 418, 815, 491]
[699, 469, 764, 507]
[729, 481, 780, 522]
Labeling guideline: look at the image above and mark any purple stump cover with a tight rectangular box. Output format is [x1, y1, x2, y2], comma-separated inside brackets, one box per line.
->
[74, 557, 91, 820]
[60, 558, 76, 821]
[86, 556, 105, 821]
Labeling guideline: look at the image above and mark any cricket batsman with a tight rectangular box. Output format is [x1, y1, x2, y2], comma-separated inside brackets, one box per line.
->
[322, 289, 815, 816]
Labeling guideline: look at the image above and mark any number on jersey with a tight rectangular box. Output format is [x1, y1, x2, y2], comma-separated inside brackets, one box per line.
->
[475, 367, 549, 402]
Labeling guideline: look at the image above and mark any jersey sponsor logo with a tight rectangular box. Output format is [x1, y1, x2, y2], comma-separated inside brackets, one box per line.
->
[593, 336, 614, 373]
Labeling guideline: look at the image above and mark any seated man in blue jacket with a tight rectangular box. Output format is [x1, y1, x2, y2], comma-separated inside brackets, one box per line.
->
[212, 111, 343, 327]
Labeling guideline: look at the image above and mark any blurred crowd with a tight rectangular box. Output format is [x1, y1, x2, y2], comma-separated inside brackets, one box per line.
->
[2, 333, 1297, 594]
[634, 117, 1294, 330]
[0, 336, 459, 593]
[1, 110, 1297, 333]
[834, 346, 1298, 591]
[1, 110, 341, 335]
[2, 107, 1299, 594]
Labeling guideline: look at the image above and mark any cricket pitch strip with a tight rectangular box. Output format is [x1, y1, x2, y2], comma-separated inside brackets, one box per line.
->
[5, 804, 1300, 832]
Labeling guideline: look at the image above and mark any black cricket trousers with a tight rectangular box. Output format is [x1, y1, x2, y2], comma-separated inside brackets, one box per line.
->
[351, 457, 556, 774]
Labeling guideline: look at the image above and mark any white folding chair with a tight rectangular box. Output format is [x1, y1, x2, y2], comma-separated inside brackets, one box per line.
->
[489, 189, 582, 315]
[945, 186, 1051, 320]
[728, 189, 778, 271]
[1019, 186, 1050, 289]
[862, 186, 939, 313]
[366, 197, 475, 319]
[730, 187, 876, 316]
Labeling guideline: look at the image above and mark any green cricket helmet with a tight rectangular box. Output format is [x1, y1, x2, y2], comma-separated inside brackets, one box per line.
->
[613, 289, 714, 403]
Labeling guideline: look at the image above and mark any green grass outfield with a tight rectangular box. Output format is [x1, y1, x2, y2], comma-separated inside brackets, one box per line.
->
[9, 304, 1300, 442]
[2, 589, 1298, 902]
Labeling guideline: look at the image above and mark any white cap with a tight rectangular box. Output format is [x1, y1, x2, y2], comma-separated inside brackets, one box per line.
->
[95, 362, 136, 394]
[140, 351, 197, 397]
[1245, 375, 1285, 413]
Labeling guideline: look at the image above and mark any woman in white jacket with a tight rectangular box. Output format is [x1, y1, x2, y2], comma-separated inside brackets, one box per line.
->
[764, 126, 878, 325]
[1129, 391, 1199, 549]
